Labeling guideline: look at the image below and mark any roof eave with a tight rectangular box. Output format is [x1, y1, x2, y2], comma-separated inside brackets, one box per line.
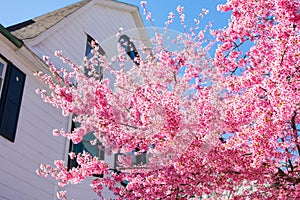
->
[0, 24, 23, 48]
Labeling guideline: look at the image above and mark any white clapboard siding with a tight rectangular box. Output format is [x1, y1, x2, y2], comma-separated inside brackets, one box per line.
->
[28, 5, 139, 69]
[0, 1, 148, 199]
[0, 165, 55, 200]
[0, 84, 68, 199]
[66, 177, 117, 200]
[0, 37, 70, 199]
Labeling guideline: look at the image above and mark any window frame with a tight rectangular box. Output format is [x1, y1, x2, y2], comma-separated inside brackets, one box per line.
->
[68, 121, 105, 172]
[86, 35, 105, 58]
[68, 34, 107, 170]
[85, 34, 105, 78]
[0, 57, 8, 100]
[118, 34, 140, 65]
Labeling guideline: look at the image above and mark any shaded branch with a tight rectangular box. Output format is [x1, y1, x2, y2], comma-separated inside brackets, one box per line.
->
[291, 112, 300, 155]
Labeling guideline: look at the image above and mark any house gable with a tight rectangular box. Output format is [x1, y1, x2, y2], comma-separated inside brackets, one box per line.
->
[14, 0, 147, 69]
[7, 0, 91, 40]
[7, 0, 143, 44]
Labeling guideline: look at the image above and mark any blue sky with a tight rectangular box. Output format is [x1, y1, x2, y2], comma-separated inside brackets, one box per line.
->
[1, 0, 231, 56]
[1, 0, 230, 31]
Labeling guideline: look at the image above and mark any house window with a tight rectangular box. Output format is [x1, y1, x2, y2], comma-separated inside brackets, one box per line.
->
[68, 35, 106, 169]
[0, 56, 26, 142]
[0, 58, 7, 98]
[132, 147, 147, 165]
[118, 34, 140, 65]
[85, 34, 105, 77]
[68, 122, 105, 170]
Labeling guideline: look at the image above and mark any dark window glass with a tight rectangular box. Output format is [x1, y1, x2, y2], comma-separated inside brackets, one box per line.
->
[85, 35, 105, 77]
[68, 121, 105, 170]
[118, 34, 140, 65]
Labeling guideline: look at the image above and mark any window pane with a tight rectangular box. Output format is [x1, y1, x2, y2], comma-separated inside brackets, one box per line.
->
[69, 121, 105, 169]
[0, 62, 4, 76]
[118, 35, 140, 65]
[0, 59, 7, 101]
[0, 59, 7, 96]
[81, 133, 105, 160]
[86, 43, 93, 59]
[85, 35, 105, 78]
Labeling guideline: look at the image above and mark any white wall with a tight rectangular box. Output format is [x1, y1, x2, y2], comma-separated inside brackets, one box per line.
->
[0, 2, 148, 199]
[27, 4, 141, 69]
[0, 35, 69, 199]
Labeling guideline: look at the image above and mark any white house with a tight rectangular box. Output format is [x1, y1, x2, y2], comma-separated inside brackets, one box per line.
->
[0, 0, 149, 199]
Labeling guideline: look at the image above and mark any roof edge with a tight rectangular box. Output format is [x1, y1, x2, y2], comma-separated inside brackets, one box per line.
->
[0, 24, 23, 48]
[114, 0, 139, 10]
[6, 19, 35, 32]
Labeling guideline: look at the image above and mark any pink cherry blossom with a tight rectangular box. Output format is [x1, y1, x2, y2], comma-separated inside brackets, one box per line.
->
[36, 0, 300, 199]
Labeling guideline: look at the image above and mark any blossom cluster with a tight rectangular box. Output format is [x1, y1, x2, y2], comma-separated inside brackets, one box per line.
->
[36, 0, 300, 199]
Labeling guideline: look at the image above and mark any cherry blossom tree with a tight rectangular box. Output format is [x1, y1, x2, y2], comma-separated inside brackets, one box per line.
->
[36, 0, 300, 199]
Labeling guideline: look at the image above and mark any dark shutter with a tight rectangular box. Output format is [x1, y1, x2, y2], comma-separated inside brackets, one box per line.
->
[0, 63, 26, 142]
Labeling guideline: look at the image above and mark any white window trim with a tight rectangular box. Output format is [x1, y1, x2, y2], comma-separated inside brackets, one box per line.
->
[0, 57, 7, 100]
